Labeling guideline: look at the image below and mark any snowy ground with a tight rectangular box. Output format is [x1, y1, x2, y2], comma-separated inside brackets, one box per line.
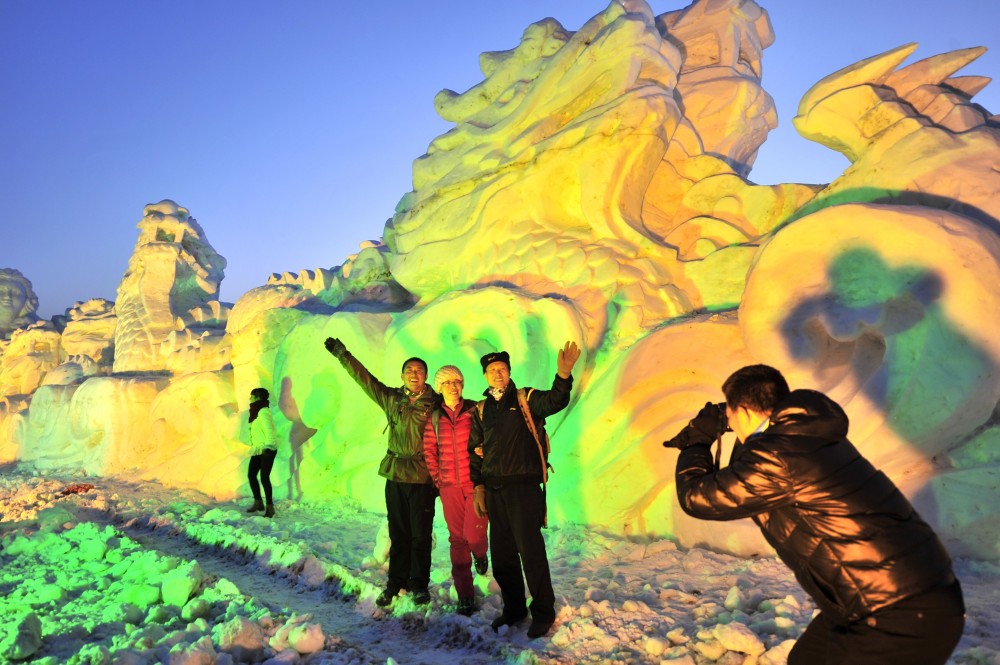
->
[1, 467, 998, 665]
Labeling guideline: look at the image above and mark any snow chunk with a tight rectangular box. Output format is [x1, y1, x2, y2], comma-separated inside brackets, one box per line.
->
[181, 598, 210, 622]
[212, 616, 267, 662]
[1, 612, 42, 661]
[270, 614, 321, 652]
[287, 622, 324, 654]
[162, 561, 203, 607]
[168, 635, 217, 665]
[693, 638, 726, 660]
[760, 639, 797, 664]
[713, 621, 765, 656]
[666, 627, 689, 644]
[724, 585, 745, 611]
[122, 583, 161, 608]
[262, 649, 300, 664]
[643, 635, 668, 656]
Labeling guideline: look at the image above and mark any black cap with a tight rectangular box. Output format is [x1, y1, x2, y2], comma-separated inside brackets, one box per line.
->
[480, 351, 510, 373]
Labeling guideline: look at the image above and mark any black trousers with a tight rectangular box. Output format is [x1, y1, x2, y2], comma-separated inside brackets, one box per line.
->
[789, 580, 965, 665]
[384, 479, 436, 593]
[248, 449, 277, 503]
[486, 482, 555, 623]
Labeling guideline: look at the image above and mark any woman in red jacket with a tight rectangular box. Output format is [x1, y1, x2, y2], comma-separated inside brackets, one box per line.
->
[423, 365, 489, 616]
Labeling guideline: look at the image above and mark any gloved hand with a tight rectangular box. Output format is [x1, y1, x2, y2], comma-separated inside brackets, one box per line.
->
[663, 402, 729, 449]
[324, 337, 346, 357]
[473, 485, 488, 519]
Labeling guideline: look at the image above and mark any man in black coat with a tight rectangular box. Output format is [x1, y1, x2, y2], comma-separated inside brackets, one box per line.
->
[665, 364, 964, 665]
[469, 341, 581, 639]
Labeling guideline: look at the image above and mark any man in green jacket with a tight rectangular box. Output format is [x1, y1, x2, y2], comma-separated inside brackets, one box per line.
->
[325, 337, 439, 607]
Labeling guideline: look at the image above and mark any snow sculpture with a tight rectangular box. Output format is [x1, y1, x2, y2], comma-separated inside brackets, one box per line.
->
[5, 0, 1000, 561]
[113, 200, 226, 373]
[387, 0, 816, 334]
[0, 323, 62, 399]
[60, 299, 116, 369]
[266, 240, 414, 311]
[0, 268, 40, 339]
[162, 300, 232, 374]
[274, 0, 999, 557]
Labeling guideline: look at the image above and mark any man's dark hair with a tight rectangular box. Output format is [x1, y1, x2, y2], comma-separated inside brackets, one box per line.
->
[401, 357, 428, 374]
[722, 364, 790, 414]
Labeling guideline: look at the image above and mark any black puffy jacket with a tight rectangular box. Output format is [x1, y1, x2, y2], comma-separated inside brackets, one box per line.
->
[676, 389, 957, 624]
[469, 376, 572, 487]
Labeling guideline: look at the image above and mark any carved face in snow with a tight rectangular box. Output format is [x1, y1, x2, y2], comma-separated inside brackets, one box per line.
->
[0, 279, 28, 331]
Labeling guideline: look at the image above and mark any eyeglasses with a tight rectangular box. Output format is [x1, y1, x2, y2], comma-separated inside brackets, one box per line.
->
[440, 380, 464, 388]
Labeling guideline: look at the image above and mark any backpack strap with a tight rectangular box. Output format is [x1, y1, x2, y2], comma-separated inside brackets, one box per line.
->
[472, 399, 486, 459]
[518, 388, 552, 528]
[517, 388, 552, 481]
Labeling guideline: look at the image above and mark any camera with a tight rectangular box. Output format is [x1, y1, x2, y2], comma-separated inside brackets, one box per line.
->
[663, 401, 730, 450]
[709, 402, 730, 437]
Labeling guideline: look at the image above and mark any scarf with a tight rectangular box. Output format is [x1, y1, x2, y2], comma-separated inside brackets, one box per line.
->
[249, 398, 269, 423]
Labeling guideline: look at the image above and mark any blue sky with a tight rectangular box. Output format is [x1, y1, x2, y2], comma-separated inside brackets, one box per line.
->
[2, 1, 997, 319]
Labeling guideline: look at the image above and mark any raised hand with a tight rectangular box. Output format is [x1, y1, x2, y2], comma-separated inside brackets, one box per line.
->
[556, 340, 581, 378]
[324, 337, 347, 357]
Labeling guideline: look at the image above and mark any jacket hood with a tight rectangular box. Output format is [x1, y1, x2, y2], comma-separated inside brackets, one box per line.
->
[768, 389, 849, 441]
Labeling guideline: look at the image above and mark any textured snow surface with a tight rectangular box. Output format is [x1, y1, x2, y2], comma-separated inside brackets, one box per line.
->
[1, 470, 996, 664]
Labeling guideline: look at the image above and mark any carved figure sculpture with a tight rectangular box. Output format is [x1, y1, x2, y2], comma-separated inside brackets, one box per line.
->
[0, 269, 40, 339]
[113, 200, 226, 373]
[386, 0, 816, 335]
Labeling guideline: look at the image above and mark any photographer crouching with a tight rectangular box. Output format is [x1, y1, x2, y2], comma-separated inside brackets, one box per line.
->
[664, 364, 964, 665]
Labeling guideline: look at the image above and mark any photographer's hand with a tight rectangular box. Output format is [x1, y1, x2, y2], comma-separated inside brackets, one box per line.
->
[663, 402, 728, 449]
[690, 401, 729, 440]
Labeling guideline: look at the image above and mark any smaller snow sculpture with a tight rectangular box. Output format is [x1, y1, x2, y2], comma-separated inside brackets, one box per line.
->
[113, 200, 226, 373]
[0, 268, 40, 340]
[0, 322, 63, 398]
[60, 299, 116, 369]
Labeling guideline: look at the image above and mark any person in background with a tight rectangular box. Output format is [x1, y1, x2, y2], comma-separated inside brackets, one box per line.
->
[422, 365, 489, 617]
[665, 364, 965, 665]
[469, 341, 581, 639]
[324, 337, 438, 607]
[246, 387, 279, 518]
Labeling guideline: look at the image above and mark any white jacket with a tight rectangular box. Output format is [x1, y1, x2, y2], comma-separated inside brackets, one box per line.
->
[249, 408, 279, 455]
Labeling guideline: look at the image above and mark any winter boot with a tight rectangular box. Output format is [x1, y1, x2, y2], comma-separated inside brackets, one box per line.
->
[490, 608, 528, 632]
[264, 503, 275, 518]
[376, 587, 399, 608]
[527, 617, 554, 639]
[456, 597, 477, 616]
[246, 499, 265, 514]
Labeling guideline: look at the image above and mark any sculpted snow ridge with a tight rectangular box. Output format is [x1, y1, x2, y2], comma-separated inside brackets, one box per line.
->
[1, 0, 998, 559]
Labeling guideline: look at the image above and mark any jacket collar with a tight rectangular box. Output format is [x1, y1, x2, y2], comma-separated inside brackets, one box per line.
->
[483, 380, 517, 402]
